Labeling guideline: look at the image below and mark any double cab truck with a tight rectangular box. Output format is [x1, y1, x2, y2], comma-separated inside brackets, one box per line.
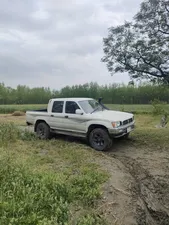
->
[26, 98, 135, 151]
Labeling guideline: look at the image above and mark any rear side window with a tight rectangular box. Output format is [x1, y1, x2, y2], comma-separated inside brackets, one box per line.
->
[65, 101, 80, 114]
[52, 101, 64, 113]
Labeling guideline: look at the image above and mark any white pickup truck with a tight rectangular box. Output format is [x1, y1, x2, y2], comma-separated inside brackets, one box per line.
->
[26, 98, 135, 151]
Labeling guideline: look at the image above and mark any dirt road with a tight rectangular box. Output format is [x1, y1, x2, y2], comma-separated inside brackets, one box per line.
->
[97, 139, 169, 225]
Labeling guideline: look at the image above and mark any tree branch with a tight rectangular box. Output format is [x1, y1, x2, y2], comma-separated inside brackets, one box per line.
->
[136, 50, 166, 77]
[164, 2, 169, 13]
[120, 56, 163, 78]
[157, 29, 169, 35]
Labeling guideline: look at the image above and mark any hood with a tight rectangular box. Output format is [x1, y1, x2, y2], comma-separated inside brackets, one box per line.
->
[92, 110, 133, 122]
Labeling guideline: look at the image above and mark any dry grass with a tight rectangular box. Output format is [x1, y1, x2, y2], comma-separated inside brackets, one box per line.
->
[130, 114, 169, 148]
[0, 114, 26, 125]
[12, 111, 25, 116]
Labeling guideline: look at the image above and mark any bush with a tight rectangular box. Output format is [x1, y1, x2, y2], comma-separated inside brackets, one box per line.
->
[150, 99, 168, 115]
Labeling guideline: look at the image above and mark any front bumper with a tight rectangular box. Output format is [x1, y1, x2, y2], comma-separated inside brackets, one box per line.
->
[108, 122, 135, 138]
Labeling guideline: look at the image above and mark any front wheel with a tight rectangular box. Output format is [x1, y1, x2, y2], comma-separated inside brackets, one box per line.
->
[89, 128, 113, 151]
[36, 122, 51, 139]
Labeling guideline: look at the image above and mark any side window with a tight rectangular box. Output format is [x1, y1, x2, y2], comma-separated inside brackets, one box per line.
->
[65, 101, 80, 114]
[52, 101, 64, 113]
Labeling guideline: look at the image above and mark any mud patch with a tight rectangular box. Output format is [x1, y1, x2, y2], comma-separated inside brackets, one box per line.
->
[114, 156, 169, 225]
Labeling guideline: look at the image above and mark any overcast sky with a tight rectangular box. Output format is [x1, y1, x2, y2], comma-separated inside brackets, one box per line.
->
[0, 0, 142, 89]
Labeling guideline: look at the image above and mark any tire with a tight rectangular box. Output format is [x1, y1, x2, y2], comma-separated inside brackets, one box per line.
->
[89, 128, 113, 151]
[36, 122, 51, 140]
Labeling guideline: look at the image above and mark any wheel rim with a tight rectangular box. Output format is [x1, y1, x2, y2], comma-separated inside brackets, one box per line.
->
[93, 133, 105, 146]
[37, 125, 45, 137]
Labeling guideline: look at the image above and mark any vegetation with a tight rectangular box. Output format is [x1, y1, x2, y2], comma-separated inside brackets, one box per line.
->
[0, 123, 108, 225]
[1, 103, 169, 115]
[102, 0, 169, 83]
[1, 82, 169, 106]
[0, 109, 169, 224]
[0, 104, 46, 114]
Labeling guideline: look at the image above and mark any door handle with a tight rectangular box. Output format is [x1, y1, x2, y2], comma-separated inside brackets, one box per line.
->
[65, 115, 69, 118]
[51, 115, 54, 117]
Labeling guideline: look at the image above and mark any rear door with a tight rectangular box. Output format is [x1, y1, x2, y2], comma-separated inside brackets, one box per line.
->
[48, 101, 64, 130]
[62, 101, 87, 133]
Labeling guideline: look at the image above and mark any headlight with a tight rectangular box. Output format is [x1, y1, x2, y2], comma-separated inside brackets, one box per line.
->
[112, 121, 121, 128]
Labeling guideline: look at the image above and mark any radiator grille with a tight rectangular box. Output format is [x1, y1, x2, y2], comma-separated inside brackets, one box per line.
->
[122, 117, 133, 126]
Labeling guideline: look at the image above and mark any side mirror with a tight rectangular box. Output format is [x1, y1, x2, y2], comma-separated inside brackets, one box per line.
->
[76, 109, 83, 115]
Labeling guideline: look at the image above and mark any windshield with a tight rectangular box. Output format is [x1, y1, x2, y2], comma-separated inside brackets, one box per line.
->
[78, 100, 103, 114]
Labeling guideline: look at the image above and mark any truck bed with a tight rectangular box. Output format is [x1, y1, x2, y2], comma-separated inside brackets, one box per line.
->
[26, 109, 49, 125]
[26, 108, 47, 112]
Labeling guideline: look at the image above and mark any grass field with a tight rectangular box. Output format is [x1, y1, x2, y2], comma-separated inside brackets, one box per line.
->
[0, 103, 166, 114]
[0, 108, 169, 224]
[0, 121, 109, 224]
[0, 104, 47, 114]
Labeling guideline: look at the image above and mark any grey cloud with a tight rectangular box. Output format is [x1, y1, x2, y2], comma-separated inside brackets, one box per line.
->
[0, 0, 142, 89]
[0, 0, 51, 31]
[103, 0, 142, 14]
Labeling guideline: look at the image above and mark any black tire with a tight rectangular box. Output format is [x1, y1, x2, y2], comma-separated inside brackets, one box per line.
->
[89, 128, 113, 151]
[36, 122, 51, 139]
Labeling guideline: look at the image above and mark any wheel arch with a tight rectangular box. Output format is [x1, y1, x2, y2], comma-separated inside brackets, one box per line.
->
[87, 124, 108, 138]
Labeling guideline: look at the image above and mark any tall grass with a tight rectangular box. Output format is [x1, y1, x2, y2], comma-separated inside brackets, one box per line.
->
[0, 123, 20, 146]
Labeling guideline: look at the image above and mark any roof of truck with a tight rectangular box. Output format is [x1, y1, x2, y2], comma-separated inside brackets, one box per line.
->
[50, 98, 94, 102]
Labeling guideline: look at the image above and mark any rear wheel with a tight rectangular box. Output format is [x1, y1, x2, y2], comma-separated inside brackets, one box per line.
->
[36, 122, 51, 139]
[89, 128, 113, 151]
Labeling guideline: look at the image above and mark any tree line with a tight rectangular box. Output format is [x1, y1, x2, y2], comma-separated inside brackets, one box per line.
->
[0, 82, 169, 105]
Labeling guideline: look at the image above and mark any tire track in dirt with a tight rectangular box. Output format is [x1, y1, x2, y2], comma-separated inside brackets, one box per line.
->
[106, 152, 169, 225]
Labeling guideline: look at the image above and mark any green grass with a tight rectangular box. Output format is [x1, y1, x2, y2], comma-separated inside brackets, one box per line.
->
[0, 123, 109, 225]
[1, 114, 169, 224]
[107, 104, 154, 114]
[1, 103, 169, 114]
[131, 114, 169, 148]
[0, 104, 47, 114]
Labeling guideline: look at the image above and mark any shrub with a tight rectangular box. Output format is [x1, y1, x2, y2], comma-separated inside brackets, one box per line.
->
[150, 99, 168, 115]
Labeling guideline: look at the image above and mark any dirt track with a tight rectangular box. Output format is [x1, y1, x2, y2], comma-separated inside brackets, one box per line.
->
[98, 140, 169, 225]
